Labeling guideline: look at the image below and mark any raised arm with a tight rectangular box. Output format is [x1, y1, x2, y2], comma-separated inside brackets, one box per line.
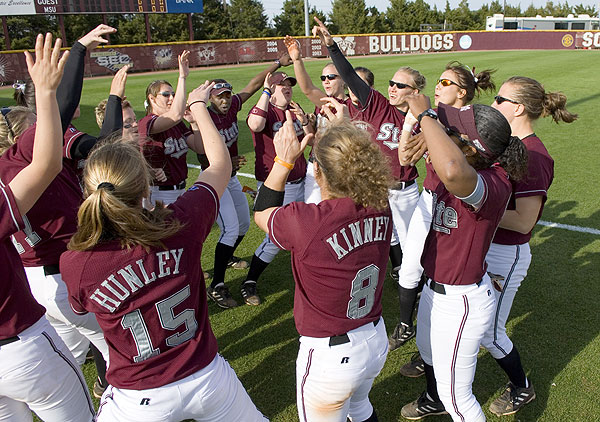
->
[238, 53, 292, 104]
[313, 17, 370, 107]
[254, 110, 312, 232]
[57, 24, 115, 134]
[149, 50, 190, 134]
[247, 73, 273, 133]
[188, 81, 232, 198]
[10, 34, 68, 215]
[98, 64, 129, 138]
[284, 35, 325, 107]
[398, 111, 418, 166]
[407, 94, 477, 198]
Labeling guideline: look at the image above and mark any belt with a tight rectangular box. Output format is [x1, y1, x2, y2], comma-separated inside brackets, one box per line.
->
[0, 336, 20, 346]
[43, 264, 61, 276]
[391, 180, 416, 190]
[157, 181, 186, 191]
[424, 188, 432, 194]
[427, 278, 483, 295]
[329, 318, 380, 347]
[286, 177, 305, 185]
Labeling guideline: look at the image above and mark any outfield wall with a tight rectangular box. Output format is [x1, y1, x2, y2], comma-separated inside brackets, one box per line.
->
[1, 30, 599, 83]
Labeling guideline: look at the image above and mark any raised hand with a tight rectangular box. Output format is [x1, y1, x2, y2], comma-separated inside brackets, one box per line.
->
[312, 17, 334, 47]
[78, 24, 116, 50]
[284, 35, 302, 61]
[179, 50, 190, 79]
[25, 33, 69, 93]
[290, 101, 308, 126]
[319, 97, 349, 122]
[406, 93, 432, 120]
[278, 51, 293, 66]
[188, 80, 215, 107]
[109, 64, 130, 98]
[273, 110, 311, 164]
[263, 72, 274, 90]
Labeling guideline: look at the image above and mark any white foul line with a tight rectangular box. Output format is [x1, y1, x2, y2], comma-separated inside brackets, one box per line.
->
[187, 164, 600, 236]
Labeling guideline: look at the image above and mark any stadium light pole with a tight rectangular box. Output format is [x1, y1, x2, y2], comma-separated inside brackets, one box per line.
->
[304, 0, 310, 36]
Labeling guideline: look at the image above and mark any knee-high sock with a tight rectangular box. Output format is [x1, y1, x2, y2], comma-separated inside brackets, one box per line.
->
[495, 346, 528, 388]
[91, 343, 107, 388]
[210, 242, 235, 288]
[398, 285, 419, 327]
[245, 254, 269, 284]
[389, 244, 403, 270]
[424, 363, 441, 402]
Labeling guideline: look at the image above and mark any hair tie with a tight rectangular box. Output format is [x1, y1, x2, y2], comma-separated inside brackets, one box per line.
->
[471, 66, 478, 84]
[97, 182, 115, 191]
[12, 82, 26, 93]
[144, 100, 149, 108]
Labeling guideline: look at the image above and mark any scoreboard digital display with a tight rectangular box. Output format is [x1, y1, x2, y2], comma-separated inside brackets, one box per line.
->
[5, 0, 202, 15]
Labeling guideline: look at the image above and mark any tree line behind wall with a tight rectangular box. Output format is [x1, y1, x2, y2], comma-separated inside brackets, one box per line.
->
[1, 0, 598, 50]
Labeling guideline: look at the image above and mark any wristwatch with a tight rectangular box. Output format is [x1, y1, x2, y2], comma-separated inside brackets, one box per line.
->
[417, 108, 438, 123]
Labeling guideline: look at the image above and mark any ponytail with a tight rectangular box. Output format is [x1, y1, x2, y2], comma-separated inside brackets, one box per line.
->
[496, 136, 529, 182]
[542, 91, 578, 124]
[445, 61, 496, 103]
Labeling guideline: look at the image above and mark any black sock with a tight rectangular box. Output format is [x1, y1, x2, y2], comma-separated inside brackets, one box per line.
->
[245, 254, 269, 284]
[424, 363, 441, 402]
[232, 235, 245, 252]
[90, 343, 108, 388]
[417, 274, 426, 293]
[389, 244, 403, 269]
[398, 285, 419, 327]
[210, 242, 235, 288]
[495, 346, 527, 388]
[361, 409, 378, 422]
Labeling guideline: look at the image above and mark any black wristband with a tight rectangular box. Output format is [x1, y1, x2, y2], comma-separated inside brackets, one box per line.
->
[254, 184, 285, 212]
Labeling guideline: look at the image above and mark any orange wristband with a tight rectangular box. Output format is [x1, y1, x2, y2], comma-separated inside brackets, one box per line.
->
[274, 156, 294, 170]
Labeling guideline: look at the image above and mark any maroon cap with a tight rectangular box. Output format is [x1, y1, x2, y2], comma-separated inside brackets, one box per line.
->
[437, 103, 494, 160]
[210, 82, 233, 96]
[270, 72, 297, 87]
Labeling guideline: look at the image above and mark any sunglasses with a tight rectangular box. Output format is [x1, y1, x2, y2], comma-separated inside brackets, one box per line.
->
[320, 74, 339, 81]
[123, 123, 136, 129]
[212, 82, 232, 90]
[389, 80, 415, 90]
[437, 78, 463, 88]
[158, 91, 175, 98]
[494, 95, 519, 105]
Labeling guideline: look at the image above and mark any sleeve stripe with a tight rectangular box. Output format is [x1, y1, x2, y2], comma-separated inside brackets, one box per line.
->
[70, 303, 88, 315]
[63, 132, 83, 159]
[515, 189, 547, 195]
[268, 207, 285, 250]
[0, 186, 22, 231]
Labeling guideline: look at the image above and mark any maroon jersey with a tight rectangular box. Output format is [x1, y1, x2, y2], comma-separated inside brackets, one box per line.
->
[350, 89, 418, 183]
[209, 94, 242, 158]
[138, 115, 192, 186]
[60, 183, 219, 390]
[423, 161, 441, 192]
[248, 103, 307, 182]
[268, 197, 392, 337]
[422, 166, 512, 285]
[493, 134, 554, 245]
[0, 125, 82, 266]
[63, 124, 86, 179]
[0, 183, 46, 339]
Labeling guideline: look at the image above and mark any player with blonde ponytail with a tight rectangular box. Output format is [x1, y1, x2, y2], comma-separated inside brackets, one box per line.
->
[61, 81, 268, 422]
[481, 76, 577, 417]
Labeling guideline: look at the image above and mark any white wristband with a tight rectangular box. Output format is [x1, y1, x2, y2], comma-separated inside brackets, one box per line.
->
[402, 123, 414, 132]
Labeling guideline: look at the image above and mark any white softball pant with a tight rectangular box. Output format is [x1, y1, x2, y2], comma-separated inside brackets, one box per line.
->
[148, 186, 186, 206]
[416, 276, 495, 422]
[398, 188, 433, 288]
[481, 242, 532, 359]
[296, 318, 388, 422]
[25, 266, 109, 365]
[304, 161, 322, 204]
[97, 353, 268, 422]
[216, 176, 251, 247]
[254, 179, 305, 263]
[388, 182, 420, 248]
[0, 316, 95, 422]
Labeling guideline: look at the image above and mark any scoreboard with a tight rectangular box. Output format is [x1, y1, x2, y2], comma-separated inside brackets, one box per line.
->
[4, 0, 203, 14]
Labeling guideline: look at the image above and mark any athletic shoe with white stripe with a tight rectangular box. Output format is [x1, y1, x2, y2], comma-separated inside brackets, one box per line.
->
[489, 381, 536, 416]
[401, 391, 448, 420]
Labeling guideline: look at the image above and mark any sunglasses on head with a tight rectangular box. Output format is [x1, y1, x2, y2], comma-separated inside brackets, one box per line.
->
[494, 95, 519, 105]
[437, 78, 462, 88]
[158, 91, 175, 98]
[212, 82, 232, 90]
[320, 74, 338, 81]
[389, 80, 415, 90]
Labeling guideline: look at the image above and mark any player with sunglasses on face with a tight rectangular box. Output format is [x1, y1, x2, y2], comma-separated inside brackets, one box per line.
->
[283, 35, 353, 205]
[197, 54, 294, 309]
[390, 62, 496, 366]
[479, 77, 576, 417]
[312, 17, 425, 288]
[139, 50, 204, 206]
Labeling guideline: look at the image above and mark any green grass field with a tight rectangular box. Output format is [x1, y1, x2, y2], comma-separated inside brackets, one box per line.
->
[2, 48, 599, 421]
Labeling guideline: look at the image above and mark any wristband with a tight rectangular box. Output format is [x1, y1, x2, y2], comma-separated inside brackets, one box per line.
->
[188, 100, 206, 108]
[302, 120, 310, 127]
[402, 123, 414, 132]
[250, 107, 268, 118]
[262, 89, 272, 98]
[274, 59, 281, 68]
[274, 155, 294, 170]
[254, 184, 285, 212]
